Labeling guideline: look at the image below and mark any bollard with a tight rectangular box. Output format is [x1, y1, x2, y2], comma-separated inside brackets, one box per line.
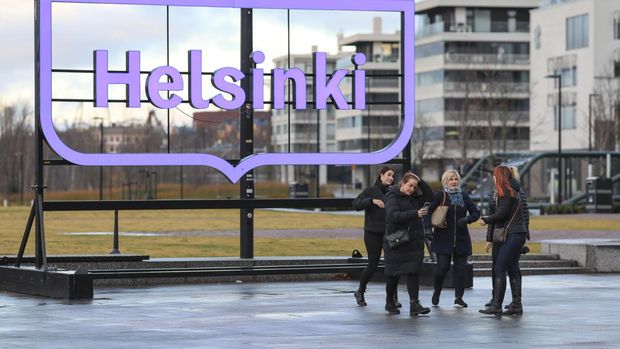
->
[3, 199, 7, 207]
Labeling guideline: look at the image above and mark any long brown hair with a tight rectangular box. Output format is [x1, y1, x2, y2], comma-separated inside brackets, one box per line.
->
[493, 166, 515, 198]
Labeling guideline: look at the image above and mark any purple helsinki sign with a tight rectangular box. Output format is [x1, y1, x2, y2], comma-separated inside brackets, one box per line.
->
[39, 0, 415, 183]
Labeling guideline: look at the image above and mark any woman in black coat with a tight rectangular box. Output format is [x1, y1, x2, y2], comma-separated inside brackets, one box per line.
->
[478, 166, 529, 315]
[484, 166, 530, 315]
[352, 166, 396, 307]
[428, 169, 480, 308]
[383, 172, 434, 316]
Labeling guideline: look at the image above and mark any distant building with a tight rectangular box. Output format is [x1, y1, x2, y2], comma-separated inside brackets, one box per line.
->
[192, 110, 272, 157]
[336, 17, 402, 186]
[271, 48, 342, 186]
[530, 0, 620, 152]
[415, 0, 537, 178]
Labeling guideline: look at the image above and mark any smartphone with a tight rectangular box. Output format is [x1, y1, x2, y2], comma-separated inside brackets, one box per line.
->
[423, 202, 431, 209]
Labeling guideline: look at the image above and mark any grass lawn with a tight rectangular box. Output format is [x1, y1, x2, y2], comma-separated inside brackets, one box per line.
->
[3, 207, 615, 257]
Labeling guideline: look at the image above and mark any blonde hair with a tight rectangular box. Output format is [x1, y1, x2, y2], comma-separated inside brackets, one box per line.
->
[509, 166, 520, 182]
[441, 169, 461, 187]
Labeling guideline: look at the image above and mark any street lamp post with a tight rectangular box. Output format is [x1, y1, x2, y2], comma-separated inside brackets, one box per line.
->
[589, 93, 601, 152]
[545, 74, 563, 204]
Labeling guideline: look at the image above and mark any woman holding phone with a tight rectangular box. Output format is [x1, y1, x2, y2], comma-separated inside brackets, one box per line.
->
[428, 169, 480, 308]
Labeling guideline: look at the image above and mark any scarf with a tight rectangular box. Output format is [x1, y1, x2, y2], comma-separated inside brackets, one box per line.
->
[444, 186, 464, 207]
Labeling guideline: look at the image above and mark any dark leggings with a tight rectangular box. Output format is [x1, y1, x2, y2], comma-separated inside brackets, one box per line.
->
[358, 230, 383, 291]
[434, 253, 467, 298]
[386, 273, 420, 301]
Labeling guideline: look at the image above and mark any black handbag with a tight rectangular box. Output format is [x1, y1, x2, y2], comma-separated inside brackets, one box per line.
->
[386, 226, 410, 248]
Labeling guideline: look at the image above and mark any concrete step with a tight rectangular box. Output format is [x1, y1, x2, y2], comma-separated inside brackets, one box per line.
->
[474, 266, 594, 277]
[469, 254, 560, 261]
[471, 259, 579, 269]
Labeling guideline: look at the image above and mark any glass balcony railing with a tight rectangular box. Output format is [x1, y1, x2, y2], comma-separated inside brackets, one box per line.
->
[444, 53, 529, 65]
[416, 20, 529, 39]
[443, 82, 529, 94]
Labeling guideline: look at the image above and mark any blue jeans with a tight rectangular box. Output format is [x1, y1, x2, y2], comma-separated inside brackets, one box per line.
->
[495, 233, 527, 280]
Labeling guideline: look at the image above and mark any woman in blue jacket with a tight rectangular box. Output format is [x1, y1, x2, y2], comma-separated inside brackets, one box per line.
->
[428, 169, 480, 308]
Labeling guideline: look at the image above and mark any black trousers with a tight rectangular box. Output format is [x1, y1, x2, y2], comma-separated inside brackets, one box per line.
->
[358, 230, 383, 291]
[386, 273, 420, 301]
[433, 253, 468, 298]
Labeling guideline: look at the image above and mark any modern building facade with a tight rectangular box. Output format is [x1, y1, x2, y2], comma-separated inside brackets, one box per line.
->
[415, 0, 538, 178]
[530, 0, 620, 152]
[336, 17, 403, 187]
[271, 49, 342, 186]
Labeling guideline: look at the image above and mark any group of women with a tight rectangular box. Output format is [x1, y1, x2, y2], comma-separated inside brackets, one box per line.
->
[353, 165, 530, 316]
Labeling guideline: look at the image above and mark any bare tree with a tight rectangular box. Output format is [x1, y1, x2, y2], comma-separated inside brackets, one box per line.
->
[411, 113, 440, 168]
[0, 101, 33, 202]
[593, 74, 619, 151]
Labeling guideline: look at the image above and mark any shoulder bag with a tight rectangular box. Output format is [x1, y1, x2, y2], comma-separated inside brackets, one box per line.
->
[430, 191, 448, 229]
[386, 226, 410, 249]
[492, 191, 521, 243]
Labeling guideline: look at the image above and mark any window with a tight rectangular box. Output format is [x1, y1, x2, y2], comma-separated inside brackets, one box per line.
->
[554, 104, 576, 130]
[554, 66, 577, 87]
[415, 42, 444, 59]
[566, 14, 588, 50]
[416, 69, 443, 86]
[415, 98, 444, 114]
[615, 61, 620, 78]
[615, 13, 620, 39]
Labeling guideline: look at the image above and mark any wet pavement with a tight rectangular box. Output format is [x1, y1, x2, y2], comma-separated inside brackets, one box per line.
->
[1, 274, 620, 348]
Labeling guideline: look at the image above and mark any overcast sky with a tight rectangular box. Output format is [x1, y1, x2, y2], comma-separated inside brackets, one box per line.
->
[0, 1, 401, 127]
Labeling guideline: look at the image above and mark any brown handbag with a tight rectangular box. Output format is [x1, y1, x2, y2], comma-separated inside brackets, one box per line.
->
[430, 191, 448, 228]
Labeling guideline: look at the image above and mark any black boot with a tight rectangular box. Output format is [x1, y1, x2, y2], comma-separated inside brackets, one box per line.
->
[504, 276, 518, 309]
[432, 289, 441, 306]
[454, 298, 468, 308]
[503, 275, 523, 315]
[385, 297, 400, 314]
[479, 277, 505, 315]
[393, 293, 402, 308]
[410, 299, 431, 316]
[354, 288, 367, 306]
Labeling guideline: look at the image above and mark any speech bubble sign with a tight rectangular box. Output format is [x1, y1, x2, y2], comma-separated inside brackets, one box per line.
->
[39, 0, 415, 183]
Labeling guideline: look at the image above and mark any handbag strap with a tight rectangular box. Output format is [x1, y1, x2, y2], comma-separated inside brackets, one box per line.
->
[503, 189, 521, 231]
[440, 191, 446, 206]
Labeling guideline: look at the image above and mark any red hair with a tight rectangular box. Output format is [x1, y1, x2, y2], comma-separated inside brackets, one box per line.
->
[493, 166, 515, 198]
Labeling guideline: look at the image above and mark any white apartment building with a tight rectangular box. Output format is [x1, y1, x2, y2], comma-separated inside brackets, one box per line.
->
[415, 0, 538, 178]
[271, 50, 341, 186]
[336, 18, 403, 187]
[530, 0, 620, 152]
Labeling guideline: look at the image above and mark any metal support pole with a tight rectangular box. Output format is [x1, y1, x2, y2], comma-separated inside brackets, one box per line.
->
[239, 8, 254, 259]
[401, 12, 412, 174]
[33, 0, 47, 270]
[545, 74, 562, 204]
[111, 210, 120, 254]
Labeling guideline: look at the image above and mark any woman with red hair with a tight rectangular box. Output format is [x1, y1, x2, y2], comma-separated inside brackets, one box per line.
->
[478, 166, 529, 315]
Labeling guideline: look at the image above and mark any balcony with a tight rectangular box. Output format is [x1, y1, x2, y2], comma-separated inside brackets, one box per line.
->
[444, 82, 529, 94]
[416, 21, 529, 39]
[444, 111, 529, 123]
[444, 53, 529, 65]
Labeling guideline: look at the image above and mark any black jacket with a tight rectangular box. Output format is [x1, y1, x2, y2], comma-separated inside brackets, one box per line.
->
[352, 180, 389, 234]
[429, 191, 480, 256]
[383, 179, 434, 276]
[483, 178, 530, 242]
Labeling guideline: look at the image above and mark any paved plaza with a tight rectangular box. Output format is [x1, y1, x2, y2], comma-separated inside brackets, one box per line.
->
[1, 273, 619, 348]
